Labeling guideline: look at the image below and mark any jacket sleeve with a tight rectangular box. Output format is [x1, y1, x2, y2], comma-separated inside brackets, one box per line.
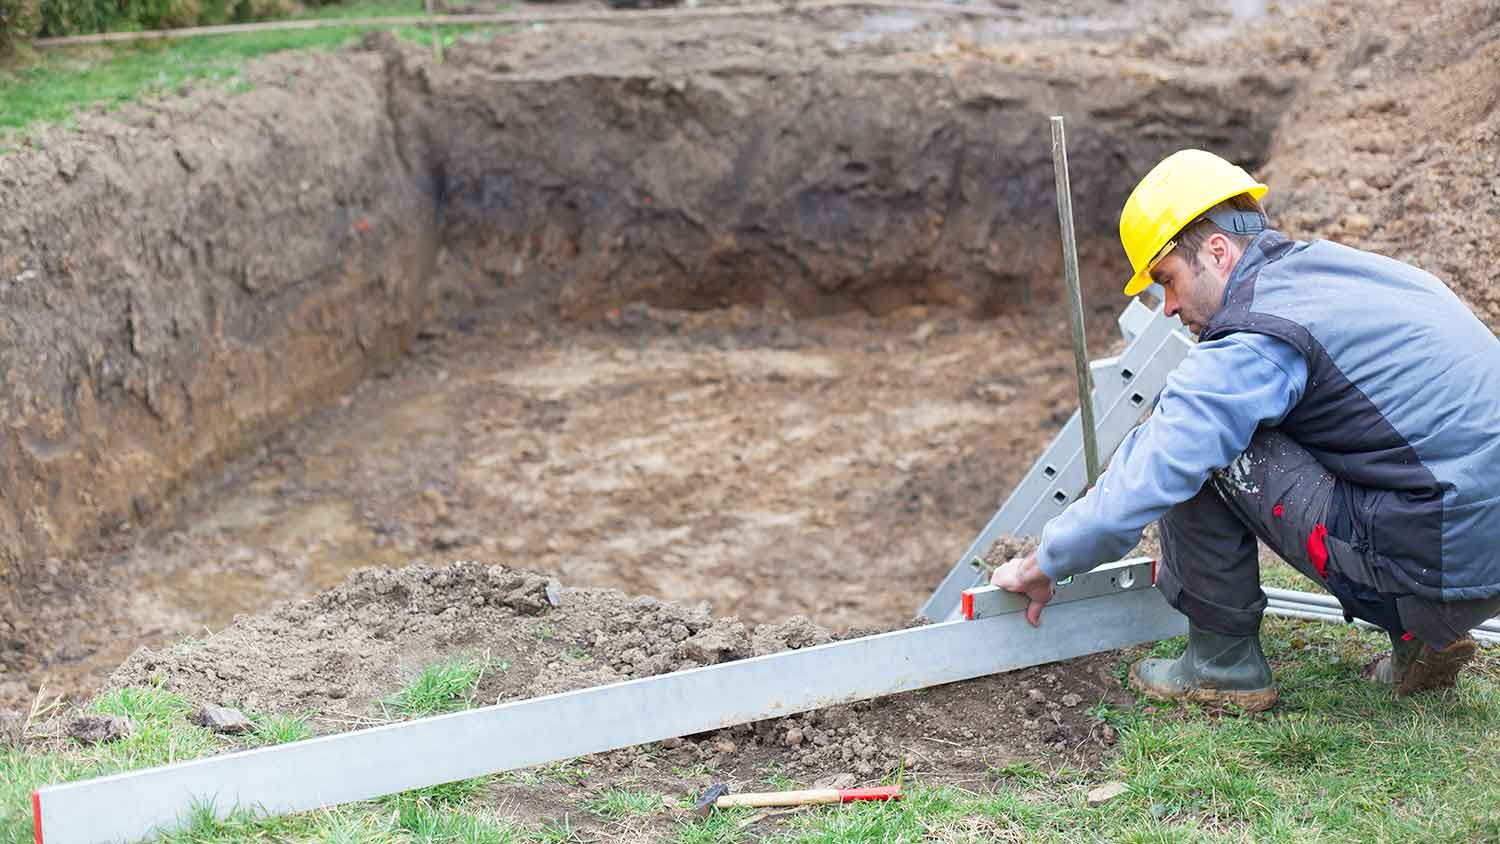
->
[1036, 333, 1309, 582]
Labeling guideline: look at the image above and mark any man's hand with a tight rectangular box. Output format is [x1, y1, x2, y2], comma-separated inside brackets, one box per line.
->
[990, 552, 1055, 627]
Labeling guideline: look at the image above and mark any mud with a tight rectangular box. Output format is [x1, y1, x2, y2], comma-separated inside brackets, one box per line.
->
[3, 0, 1500, 833]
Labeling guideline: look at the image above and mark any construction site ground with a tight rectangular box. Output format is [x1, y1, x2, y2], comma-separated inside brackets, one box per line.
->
[4, 0, 1500, 840]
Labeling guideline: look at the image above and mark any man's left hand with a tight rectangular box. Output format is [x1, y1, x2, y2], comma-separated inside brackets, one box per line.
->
[990, 552, 1055, 627]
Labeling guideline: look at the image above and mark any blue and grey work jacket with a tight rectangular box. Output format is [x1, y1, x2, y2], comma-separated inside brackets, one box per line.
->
[1199, 230, 1500, 601]
[1038, 230, 1500, 603]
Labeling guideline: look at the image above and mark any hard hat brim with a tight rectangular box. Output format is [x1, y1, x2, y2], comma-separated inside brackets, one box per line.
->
[1123, 270, 1154, 297]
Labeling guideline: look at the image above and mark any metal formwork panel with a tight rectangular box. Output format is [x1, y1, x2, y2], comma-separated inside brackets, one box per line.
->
[920, 298, 1192, 620]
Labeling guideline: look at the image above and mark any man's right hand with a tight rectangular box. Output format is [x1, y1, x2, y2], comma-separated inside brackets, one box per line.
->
[990, 552, 1055, 627]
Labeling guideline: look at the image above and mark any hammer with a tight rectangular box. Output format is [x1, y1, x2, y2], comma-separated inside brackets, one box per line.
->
[694, 783, 901, 817]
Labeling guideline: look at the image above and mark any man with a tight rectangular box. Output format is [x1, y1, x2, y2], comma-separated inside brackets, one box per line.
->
[991, 149, 1500, 710]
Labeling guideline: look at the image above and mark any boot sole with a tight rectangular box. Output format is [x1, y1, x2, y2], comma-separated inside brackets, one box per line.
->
[1398, 637, 1478, 696]
[1127, 662, 1278, 712]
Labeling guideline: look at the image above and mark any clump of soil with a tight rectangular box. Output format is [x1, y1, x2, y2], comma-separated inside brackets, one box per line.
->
[99, 560, 1136, 832]
[967, 533, 1041, 579]
[983, 534, 1041, 568]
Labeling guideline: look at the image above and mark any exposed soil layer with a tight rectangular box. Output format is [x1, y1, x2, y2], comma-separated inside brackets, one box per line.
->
[3, 0, 1500, 834]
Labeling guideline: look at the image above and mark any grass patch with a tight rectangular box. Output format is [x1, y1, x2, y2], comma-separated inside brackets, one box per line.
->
[500, 759, 591, 788]
[380, 653, 496, 718]
[396, 802, 525, 844]
[584, 786, 664, 820]
[0, 0, 510, 140]
[672, 807, 755, 844]
[247, 711, 313, 746]
[0, 684, 227, 844]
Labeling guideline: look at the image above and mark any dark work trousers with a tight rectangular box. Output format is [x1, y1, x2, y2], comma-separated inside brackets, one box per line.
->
[1157, 428, 1500, 649]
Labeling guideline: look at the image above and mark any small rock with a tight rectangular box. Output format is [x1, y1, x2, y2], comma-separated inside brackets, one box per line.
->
[714, 738, 737, 754]
[191, 706, 254, 734]
[1025, 688, 1046, 703]
[784, 727, 804, 747]
[1343, 213, 1374, 235]
[1061, 693, 1082, 708]
[69, 714, 131, 745]
[545, 579, 563, 608]
[679, 621, 750, 665]
[1087, 781, 1130, 807]
[432, 530, 468, 551]
[750, 616, 833, 657]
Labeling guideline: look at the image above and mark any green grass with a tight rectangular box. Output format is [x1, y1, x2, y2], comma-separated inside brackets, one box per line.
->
[396, 802, 525, 844]
[247, 711, 313, 746]
[380, 654, 496, 719]
[0, 0, 508, 140]
[500, 760, 591, 788]
[584, 786, 664, 820]
[1, 685, 226, 844]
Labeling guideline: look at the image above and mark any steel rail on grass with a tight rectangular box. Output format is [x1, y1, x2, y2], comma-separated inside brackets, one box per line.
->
[35, 560, 1179, 844]
[1264, 587, 1500, 644]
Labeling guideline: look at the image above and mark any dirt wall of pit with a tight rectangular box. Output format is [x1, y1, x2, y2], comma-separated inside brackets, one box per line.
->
[0, 53, 442, 603]
[421, 43, 1289, 319]
[0, 33, 1292, 614]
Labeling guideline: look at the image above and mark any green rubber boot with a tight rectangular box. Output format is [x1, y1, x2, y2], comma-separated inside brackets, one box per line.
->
[1365, 632, 1477, 695]
[1129, 623, 1277, 712]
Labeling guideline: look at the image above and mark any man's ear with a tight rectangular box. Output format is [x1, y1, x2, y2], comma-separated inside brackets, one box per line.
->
[1207, 232, 1235, 274]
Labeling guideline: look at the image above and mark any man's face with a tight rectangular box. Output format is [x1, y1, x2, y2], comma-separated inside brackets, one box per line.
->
[1151, 238, 1233, 336]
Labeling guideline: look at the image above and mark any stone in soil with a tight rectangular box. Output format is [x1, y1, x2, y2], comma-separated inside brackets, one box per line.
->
[1087, 781, 1130, 807]
[191, 705, 254, 734]
[68, 714, 131, 744]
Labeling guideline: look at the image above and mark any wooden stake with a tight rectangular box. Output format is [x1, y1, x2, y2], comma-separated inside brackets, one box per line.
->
[1050, 115, 1101, 487]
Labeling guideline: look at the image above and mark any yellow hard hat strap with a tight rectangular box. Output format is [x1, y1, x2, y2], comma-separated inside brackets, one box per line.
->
[1144, 239, 1178, 276]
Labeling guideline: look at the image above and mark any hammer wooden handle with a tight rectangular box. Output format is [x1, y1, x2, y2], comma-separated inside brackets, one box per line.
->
[716, 785, 901, 809]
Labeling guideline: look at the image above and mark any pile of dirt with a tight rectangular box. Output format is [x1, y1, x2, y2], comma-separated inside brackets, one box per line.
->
[103, 561, 1133, 794]
[1256, 0, 1500, 330]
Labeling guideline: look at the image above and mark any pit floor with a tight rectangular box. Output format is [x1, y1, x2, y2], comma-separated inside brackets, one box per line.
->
[13, 301, 1111, 709]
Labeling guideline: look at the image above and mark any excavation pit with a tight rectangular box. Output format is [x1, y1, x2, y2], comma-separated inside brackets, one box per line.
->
[10, 0, 1500, 834]
[0, 9, 1307, 831]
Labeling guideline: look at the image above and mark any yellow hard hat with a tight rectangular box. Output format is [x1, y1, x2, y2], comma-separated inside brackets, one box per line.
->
[1119, 149, 1268, 296]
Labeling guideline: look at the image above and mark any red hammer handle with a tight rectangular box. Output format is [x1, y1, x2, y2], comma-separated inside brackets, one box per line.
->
[839, 785, 902, 802]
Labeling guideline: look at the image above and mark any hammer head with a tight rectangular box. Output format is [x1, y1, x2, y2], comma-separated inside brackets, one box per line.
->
[694, 784, 730, 818]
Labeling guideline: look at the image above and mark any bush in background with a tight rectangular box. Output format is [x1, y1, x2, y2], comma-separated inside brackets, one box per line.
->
[0, 0, 41, 52]
[1, 0, 310, 49]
